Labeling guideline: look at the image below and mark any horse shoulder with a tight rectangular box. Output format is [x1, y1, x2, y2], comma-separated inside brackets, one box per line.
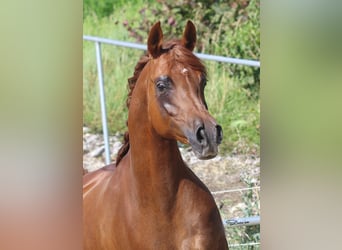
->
[174, 168, 228, 249]
[83, 163, 130, 249]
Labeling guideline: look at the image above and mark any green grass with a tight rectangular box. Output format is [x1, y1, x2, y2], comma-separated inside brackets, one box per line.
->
[83, 6, 259, 156]
[204, 62, 260, 154]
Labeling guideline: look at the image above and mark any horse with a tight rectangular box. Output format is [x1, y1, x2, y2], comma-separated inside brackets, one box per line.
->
[83, 21, 229, 250]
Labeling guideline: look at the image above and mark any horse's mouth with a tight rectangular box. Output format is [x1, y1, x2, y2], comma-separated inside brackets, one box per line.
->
[193, 146, 218, 160]
[189, 139, 219, 160]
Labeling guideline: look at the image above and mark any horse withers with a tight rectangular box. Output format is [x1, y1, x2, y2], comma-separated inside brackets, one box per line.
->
[83, 21, 228, 250]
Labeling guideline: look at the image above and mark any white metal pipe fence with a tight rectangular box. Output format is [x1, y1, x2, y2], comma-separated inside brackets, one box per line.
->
[94, 41, 111, 164]
[83, 36, 260, 246]
[84, 35, 261, 67]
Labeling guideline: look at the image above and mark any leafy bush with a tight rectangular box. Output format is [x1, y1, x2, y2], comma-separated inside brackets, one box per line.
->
[84, 0, 114, 19]
[121, 0, 260, 98]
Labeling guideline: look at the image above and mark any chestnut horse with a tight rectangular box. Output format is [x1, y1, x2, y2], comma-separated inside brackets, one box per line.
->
[83, 21, 229, 250]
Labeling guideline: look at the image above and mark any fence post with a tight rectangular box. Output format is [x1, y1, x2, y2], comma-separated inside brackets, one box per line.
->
[95, 41, 111, 165]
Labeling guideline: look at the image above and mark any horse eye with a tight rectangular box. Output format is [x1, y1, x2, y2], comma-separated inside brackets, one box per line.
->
[156, 81, 167, 93]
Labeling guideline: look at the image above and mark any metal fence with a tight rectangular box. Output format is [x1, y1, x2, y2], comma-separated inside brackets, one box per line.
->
[83, 35, 260, 248]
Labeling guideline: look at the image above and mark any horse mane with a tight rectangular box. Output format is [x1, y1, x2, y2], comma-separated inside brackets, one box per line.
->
[115, 53, 149, 166]
[115, 40, 206, 166]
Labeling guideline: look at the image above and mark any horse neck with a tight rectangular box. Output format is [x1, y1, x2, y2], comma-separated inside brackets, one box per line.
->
[127, 69, 185, 209]
[129, 130, 184, 186]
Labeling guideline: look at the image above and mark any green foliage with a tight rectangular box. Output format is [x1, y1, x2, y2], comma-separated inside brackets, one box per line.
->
[122, 0, 260, 98]
[84, 0, 114, 19]
[83, 0, 153, 19]
[204, 61, 260, 155]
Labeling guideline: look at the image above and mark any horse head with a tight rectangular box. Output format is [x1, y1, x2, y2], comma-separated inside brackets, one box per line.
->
[142, 21, 223, 160]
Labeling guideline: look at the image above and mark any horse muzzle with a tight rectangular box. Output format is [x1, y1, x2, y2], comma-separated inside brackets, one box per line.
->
[185, 120, 223, 160]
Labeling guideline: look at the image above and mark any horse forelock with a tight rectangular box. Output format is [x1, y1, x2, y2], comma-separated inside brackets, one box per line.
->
[162, 40, 206, 77]
[116, 40, 205, 166]
[171, 45, 207, 78]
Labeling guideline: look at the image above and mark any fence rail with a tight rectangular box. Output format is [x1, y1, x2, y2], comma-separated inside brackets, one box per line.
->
[83, 35, 260, 247]
[84, 35, 260, 67]
[225, 216, 260, 227]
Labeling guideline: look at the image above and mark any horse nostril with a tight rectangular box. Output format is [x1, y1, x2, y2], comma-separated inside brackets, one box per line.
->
[196, 126, 206, 144]
[216, 125, 223, 144]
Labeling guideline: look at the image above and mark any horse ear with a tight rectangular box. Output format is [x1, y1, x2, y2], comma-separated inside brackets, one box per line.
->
[181, 20, 197, 51]
[147, 21, 163, 58]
